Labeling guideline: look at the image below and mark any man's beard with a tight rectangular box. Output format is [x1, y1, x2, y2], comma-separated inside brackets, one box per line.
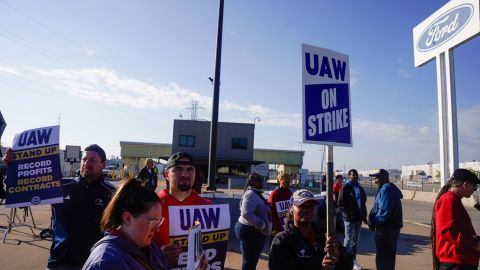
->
[178, 182, 191, 192]
[82, 171, 100, 181]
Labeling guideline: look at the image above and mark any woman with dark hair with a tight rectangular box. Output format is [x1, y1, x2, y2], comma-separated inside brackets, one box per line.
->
[431, 169, 480, 270]
[83, 178, 168, 270]
[235, 173, 272, 270]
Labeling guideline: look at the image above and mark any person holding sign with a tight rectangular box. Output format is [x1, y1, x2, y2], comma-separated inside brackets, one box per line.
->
[268, 172, 293, 236]
[83, 178, 168, 270]
[269, 189, 353, 270]
[153, 152, 212, 267]
[2, 144, 116, 269]
[235, 173, 272, 270]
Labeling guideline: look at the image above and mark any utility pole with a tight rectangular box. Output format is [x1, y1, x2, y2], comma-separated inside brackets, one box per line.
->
[207, 0, 224, 191]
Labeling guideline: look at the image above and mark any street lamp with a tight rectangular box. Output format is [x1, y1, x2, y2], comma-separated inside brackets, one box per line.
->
[253, 116, 261, 125]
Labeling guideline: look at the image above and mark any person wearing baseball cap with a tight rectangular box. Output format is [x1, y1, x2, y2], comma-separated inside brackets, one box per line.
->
[368, 168, 403, 270]
[269, 189, 353, 270]
[431, 168, 480, 270]
[153, 151, 212, 267]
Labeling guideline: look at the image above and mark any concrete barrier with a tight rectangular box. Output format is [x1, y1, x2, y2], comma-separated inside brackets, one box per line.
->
[362, 183, 477, 208]
[402, 190, 415, 200]
[399, 189, 476, 207]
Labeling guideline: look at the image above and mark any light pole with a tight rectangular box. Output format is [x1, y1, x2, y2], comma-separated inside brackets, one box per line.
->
[297, 142, 303, 151]
[207, 0, 224, 191]
[253, 116, 261, 126]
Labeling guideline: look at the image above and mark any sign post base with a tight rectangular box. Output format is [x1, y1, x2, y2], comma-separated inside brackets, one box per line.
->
[2, 207, 38, 243]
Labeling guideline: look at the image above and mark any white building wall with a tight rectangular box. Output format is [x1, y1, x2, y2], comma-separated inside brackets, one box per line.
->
[401, 161, 480, 180]
[357, 169, 401, 180]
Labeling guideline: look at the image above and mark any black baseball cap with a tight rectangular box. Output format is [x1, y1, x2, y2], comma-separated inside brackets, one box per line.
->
[451, 168, 480, 185]
[369, 169, 389, 178]
[166, 152, 195, 170]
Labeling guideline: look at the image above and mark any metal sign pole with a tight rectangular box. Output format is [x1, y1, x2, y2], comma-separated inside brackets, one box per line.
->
[435, 53, 450, 186]
[413, 0, 479, 186]
[325, 145, 334, 236]
[445, 49, 459, 178]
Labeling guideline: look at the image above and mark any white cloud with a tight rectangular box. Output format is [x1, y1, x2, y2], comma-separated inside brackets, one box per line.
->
[0, 65, 19, 75]
[458, 105, 480, 142]
[353, 119, 435, 145]
[36, 68, 213, 110]
[24, 66, 301, 128]
[12, 65, 480, 153]
[458, 105, 480, 158]
[220, 101, 247, 111]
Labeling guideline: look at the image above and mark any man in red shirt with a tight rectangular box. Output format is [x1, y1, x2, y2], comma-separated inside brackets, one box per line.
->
[268, 172, 293, 236]
[333, 174, 343, 204]
[432, 168, 480, 270]
[333, 174, 344, 233]
[154, 151, 212, 266]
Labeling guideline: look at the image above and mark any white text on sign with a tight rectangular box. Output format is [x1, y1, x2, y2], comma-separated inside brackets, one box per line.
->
[307, 87, 349, 136]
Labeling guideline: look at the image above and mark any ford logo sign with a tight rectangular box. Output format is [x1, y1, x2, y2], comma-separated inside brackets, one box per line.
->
[31, 196, 41, 205]
[417, 4, 473, 52]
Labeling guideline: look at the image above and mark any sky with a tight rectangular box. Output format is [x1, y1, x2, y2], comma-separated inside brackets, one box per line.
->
[1, 0, 480, 172]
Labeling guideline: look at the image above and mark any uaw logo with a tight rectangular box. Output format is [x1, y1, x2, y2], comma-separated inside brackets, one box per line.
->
[417, 4, 474, 52]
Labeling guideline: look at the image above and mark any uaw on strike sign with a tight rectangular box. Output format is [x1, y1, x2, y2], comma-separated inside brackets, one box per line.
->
[169, 204, 230, 270]
[302, 44, 352, 146]
[5, 125, 63, 208]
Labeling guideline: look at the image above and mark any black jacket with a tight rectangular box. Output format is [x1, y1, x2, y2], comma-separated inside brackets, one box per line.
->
[48, 177, 116, 267]
[136, 167, 158, 188]
[269, 222, 352, 270]
[338, 180, 367, 223]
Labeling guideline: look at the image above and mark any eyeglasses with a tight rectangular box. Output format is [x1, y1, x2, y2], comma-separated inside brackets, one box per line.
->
[141, 216, 164, 229]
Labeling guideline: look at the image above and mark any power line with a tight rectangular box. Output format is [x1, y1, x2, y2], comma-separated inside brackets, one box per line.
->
[0, 29, 76, 69]
[0, 0, 171, 93]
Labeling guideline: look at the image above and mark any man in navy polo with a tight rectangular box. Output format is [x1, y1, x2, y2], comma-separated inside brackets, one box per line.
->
[2, 144, 116, 269]
[48, 144, 116, 269]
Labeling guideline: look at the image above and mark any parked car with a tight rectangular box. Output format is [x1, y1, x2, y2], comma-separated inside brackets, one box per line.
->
[102, 165, 116, 178]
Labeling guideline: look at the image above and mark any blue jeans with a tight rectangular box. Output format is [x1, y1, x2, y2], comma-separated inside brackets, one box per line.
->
[235, 222, 265, 270]
[375, 227, 400, 270]
[344, 220, 361, 259]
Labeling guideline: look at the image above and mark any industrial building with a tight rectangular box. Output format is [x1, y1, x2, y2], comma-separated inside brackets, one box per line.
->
[401, 161, 480, 180]
[120, 119, 304, 182]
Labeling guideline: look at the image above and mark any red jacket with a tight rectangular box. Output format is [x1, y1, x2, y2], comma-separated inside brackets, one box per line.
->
[268, 187, 293, 233]
[153, 189, 212, 247]
[435, 191, 480, 266]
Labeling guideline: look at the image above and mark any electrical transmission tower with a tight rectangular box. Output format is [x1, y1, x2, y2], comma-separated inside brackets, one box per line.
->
[186, 101, 205, 120]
